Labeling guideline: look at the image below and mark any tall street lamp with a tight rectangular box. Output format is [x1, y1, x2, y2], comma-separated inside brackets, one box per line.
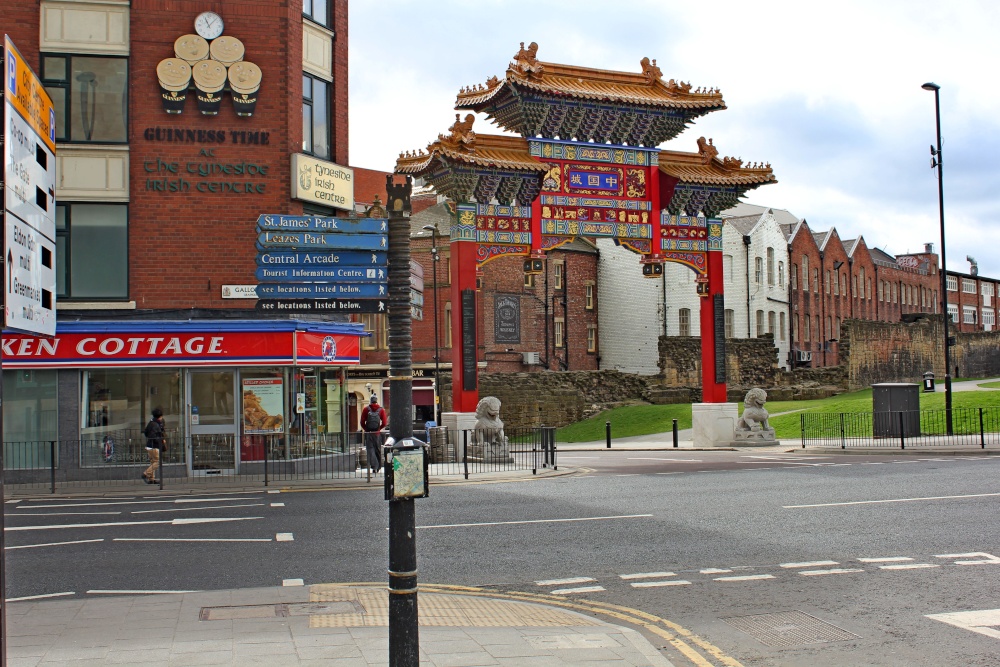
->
[421, 224, 442, 424]
[922, 81, 953, 435]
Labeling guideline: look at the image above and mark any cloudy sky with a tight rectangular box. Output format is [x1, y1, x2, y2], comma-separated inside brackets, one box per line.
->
[349, 0, 1000, 277]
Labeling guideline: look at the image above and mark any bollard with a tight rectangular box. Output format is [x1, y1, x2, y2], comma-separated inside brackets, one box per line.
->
[606, 421, 611, 449]
[672, 419, 678, 448]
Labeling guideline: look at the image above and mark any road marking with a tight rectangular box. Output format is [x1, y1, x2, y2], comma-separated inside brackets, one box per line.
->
[865, 462, 886, 465]
[15, 497, 261, 509]
[655, 472, 684, 475]
[114, 538, 273, 543]
[131, 503, 265, 514]
[7, 512, 121, 519]
[927, 609, 1000, 640]
[551, 586, 605, 595]
[799, 568, 865, 576]
[267, 490, 281, 494]
[276, 533, 294, 542]
[781, 560, 840, 568]
[784, 492, 1000, 508]
[880, 563, 939, 570]
[615, 474, 640, 477]
[418, 514, 653, 530]
[935, 552, 1000, 565]
[744, 455, 831, 460]
[557, 456, 599, 459]
[5, 516, 262, 531]
[283, 579, 304, 586]
[620, 572, 675, 580]
[5, 538, 104, 550]
[700, 568, 732, 574]
[5, 592, 74, 602]
[5, 500, 22, 504]
[628, 457, 703, 462]
[858, 557, 913, 563]
[87, 590, 198, 595]
[536, 577, 596, 587]
[270, 503, 285, 507]
[714, 574, 775, 582]
[631, 580, 692, 588]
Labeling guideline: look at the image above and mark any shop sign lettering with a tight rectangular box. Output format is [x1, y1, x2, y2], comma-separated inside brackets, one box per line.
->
[143, 148, 268, 194]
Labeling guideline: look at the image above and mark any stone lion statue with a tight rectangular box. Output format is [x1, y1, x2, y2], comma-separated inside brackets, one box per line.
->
[471, 396, 513, 462]
[736, 388, 770, 431]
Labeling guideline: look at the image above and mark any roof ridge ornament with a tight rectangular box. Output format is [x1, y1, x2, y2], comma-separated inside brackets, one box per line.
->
[722, 156, 743, 169]
[666, 78, 692, 94]
[437, 113, 477, 152]
[697, 136, 719, 164]
[640, 57, 663, 84]
[511, 41, 543, 76]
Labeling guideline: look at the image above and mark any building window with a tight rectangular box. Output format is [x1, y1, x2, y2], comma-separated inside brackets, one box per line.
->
[983, 309, 995, 327]
[780, 312, 786, 341]
[778, 261, 784, 288]
[554, 318, 565, 348]
[791, 315, 797, 342]
[835, 317, 841, 339]
[302, 0, 329, 27]
[444, 303, 452, 348]
[804, 315, 811, 342]
[825, 270, 831, 294]
[302, 74, 330, 158]
[891, 283, 897, 303]
[853, 274, 859, 298]
[584, 283, 594, 310]
[724, 309, 734, 338]
[802, 256, 809, 291]
[43, 55, 128, 143]
[755, 257, 763, 284]
[839, 273, 846, 296]
[723, 254, 734, 281]
[947, 303, 958, 323]
[767, 247, 775, 285]
[587, 325, 597, 353]
[963, 306, 977, 324]
[56, 204, 128, 299]
[554, 261, 564, 290]
[791, 263, 798, 290]
[523, 272, 535, 288]
[359, 314, 379, 350]
[946, 275, 958, 291]
[813, 268, 819, 293]
[983, 282, 995, 306]
[768, 311, 776, 336]
[962, 278, 976, 294]
[678, 308, 691, 336]
[867, 278, 872, 300]
[755, 310, 764, 337]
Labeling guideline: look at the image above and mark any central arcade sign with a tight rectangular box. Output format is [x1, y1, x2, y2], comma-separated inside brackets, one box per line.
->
[254, 215, 388, 313]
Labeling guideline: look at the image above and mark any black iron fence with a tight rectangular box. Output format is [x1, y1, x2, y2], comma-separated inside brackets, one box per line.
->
[799, 407, 1000, 448]
[2, 426, 557, 493]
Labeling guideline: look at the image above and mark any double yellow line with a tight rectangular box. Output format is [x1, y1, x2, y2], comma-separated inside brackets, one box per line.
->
[418, 583, 744, 667]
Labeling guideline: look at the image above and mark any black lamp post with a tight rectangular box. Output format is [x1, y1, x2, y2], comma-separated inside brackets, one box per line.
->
[922, 81, 953, 435]
[421, 224, 442, 425]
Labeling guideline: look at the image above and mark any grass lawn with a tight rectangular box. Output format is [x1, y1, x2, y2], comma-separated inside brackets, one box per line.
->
[555, 383, 1000, 442]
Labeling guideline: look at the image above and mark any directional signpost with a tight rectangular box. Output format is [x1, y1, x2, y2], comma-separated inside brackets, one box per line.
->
[254, 215, 389, 313]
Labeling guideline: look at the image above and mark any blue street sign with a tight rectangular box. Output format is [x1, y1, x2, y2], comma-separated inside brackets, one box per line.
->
[256, 231, 387, 251]
[255, 251, 387, 267]
[256, 215, 388, 235]
[257, 282, 387, 299]
[256, 299, 387, 314]
[255, 265, 387, 282]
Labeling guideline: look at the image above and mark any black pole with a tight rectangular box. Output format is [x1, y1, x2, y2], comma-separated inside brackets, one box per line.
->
[672, 419, 678, 448]
[386, 175, 418, 666]
[923, 82, 953, 435]
[605, 421, 611, 448]
[430, 231, 441, 424]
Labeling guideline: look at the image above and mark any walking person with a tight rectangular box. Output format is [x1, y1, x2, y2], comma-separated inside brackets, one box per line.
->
[360, 395, 387, 474]
[143, 407, 166, 484]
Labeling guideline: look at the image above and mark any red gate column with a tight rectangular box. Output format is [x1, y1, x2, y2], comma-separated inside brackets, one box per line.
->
[700, 238, 727, 403]
[449, 203, 480, 413]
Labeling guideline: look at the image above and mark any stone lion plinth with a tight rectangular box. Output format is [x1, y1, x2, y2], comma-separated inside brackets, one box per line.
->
[733, 388, 778, 446]
[469, 396, 514, 463]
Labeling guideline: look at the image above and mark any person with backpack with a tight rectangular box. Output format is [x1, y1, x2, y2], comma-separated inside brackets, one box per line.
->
[143, 407, 166, 484]
[360, 395, 386, 473]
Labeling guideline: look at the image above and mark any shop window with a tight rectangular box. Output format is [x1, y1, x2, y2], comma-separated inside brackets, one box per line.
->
[724, 309, 734, 338]
[302, 0, 330, 27]
[56, 203, 128, 300]
[2, 370, 58, 468]
[678, 308, 691, 336]
[302, 73, 330, 159]
[585, 283, 594, 310]
[43, 54, 128, 143]
[554, 318, 565, 348]
[444, 302, 452, 348]
[587, 325, 597, 353]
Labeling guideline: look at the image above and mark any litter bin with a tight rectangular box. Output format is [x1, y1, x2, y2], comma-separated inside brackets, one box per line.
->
[873, 383, 920, 437]
[923, 371, 935, 392]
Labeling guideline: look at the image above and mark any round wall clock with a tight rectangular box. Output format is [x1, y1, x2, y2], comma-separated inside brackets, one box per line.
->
[194, 12, 224, 40]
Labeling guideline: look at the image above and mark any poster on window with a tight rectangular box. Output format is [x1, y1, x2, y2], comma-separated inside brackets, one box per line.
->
[242, 378, 284, 434]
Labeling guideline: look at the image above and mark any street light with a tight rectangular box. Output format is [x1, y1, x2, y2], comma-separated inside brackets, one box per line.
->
[421, 224, 442, 425]
[922, 81, 953, 435]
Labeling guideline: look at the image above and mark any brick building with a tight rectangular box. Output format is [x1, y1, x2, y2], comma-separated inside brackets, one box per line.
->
[1, 0, 372, 476]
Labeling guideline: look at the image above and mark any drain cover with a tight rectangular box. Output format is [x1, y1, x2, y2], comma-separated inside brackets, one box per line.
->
[722, 610, 860, 648]
[200, 604, 288, 621]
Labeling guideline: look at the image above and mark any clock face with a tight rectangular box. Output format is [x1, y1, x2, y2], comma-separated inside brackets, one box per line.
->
[194, 12, 224, 40]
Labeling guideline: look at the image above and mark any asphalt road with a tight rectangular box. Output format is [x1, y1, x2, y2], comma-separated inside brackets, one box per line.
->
[5, 451, 1000, 666]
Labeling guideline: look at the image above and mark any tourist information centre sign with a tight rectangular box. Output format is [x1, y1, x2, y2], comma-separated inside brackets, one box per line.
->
[254, 215, 388, 313]
[4, 35, 57, 336]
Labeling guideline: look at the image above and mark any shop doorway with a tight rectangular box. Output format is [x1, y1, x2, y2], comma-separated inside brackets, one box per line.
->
[187, 370, 237, 474]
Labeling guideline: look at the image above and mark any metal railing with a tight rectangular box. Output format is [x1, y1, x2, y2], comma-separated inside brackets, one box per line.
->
[799, 407, 1000, 448]
[2, 426, 557, 493]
